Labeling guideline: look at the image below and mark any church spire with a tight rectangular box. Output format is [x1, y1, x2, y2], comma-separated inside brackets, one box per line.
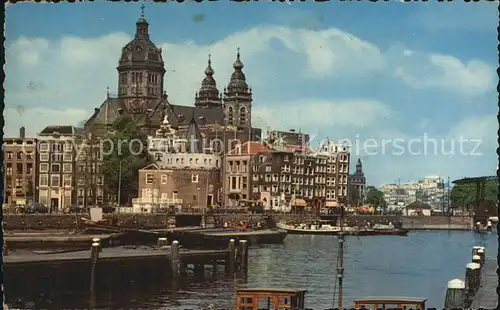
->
[195, 54, 221, 108]
[226, 48, 249, 95]
[135, 4, 149, 38]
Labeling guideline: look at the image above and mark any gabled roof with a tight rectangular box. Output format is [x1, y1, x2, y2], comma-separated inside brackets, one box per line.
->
[90, 97, 127, 126]
[39, 125, 79, 136]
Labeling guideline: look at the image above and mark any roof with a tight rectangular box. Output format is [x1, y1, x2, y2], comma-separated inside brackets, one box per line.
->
[354, 297, 426, 304]
[170, 104, 224, 127]
[236, 288, 307, 294]
[453, 176, 497, 184]
[228, 141, 269, 155]
[39, 125, 79, 136]
[91, 98, 127, 126]
[406, 201, 432, 209]
[287, 145, 312, 153]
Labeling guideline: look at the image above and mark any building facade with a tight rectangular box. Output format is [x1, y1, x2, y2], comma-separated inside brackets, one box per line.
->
[223, 137, 350, 212]
[380, 176, 445, 209]
[134, 115, 222, 212]
[3, 127, 37, 205]
[36, 126, 81, 211]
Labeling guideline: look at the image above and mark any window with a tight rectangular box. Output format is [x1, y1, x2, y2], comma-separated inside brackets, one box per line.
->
[39, 142, 49, 152]
[239, 106, 246, 125]
[40, 163, 49, 173]
[51, 153, 61, 162]
[191, 174, 199, 183]
[63, 152, 72, 161]
[39, 174, 49, 186]
[26, 152, 33, 160]
[63, 175, 72, 187]
[63, 143, 72, 152]
[51, 164, 60, 173]
[63, 163, 72, 173]
[52, 143, 61, 152]
[17, 152, 23, 159]
[50, 175, 60, 187]
[145, 173, 153, 184]
[78, 177, 85, 186]
[6, 152, 12, 159]
[6, 164, 12, 175]
[27, 163, 33, 175]
[78, 188, 85, 197]
[161, 174, 168, 184]
[79, 164, 85, 172]
[97, 177, 103, 185]
[40, 153, 49, 162]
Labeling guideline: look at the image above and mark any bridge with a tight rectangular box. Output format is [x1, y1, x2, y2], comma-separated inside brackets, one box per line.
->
[452, 176, 497, 219]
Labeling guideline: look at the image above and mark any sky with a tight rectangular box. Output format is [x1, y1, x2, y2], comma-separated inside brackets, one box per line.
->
[4, 1, 498, 187]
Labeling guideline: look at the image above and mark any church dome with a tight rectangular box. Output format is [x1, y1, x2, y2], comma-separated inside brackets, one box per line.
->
[118, 13, 165, 71]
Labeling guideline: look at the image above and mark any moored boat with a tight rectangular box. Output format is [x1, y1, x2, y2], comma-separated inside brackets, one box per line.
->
[372, 224, 409, 236]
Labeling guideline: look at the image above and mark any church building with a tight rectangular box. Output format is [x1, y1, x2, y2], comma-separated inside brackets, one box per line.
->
[83, 8, 261, 147]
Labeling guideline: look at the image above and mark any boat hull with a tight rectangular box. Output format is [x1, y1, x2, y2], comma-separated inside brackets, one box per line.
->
[277, 223, 409, 236]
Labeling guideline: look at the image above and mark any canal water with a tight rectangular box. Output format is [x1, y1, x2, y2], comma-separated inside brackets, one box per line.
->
[7, 230, 498, 309]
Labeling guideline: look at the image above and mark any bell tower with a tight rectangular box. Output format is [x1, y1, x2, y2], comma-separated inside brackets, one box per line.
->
[223, 48, 252, 129]
[117, 5, 166, 115]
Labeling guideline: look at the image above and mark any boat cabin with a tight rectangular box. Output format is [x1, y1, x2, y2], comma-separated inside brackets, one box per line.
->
[354, 297, 426, 309]
[236, 288, 307, 309]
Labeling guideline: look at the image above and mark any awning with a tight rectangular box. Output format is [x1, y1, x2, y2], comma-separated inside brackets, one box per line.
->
[292, 199, 307, 207]
[325, 201, 339, 207]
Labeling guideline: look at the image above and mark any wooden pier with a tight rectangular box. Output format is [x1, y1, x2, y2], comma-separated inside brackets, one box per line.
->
[5, 238, 249, 308]
[470, 257, 498, 309]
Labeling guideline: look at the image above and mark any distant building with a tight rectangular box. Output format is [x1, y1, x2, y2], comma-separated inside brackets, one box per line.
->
[348, 158, 366, 206]
[380, 176, 445, 209]
[3, 127, 37, 205]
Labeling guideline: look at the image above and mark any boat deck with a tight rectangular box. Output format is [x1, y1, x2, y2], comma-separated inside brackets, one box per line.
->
[471, 257, 498, 309]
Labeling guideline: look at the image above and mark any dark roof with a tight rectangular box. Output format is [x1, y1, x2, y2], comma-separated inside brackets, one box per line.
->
[39, 125, 79, 136]
[453, 176, 497, 184]
[92, 98, 127, 125]
[170, 105, 224, 127]
[405, 201, 432, 209]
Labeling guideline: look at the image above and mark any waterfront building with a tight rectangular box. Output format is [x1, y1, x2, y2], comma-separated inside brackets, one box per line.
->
[36, 126, 81, 211]
[348, 158, 366, 206]
[223, 136, 350, 212]
[3, 127, 37, 206]
[380, 176, 445, 209]
[134, 115, 222, 212]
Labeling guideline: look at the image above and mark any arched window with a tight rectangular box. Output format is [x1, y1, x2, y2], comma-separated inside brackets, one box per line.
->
[239, 106, 246, 125]
[227, 106, 233, 125]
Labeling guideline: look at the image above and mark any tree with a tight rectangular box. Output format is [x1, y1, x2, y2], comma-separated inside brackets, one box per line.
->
[366, 187, 387, 214]
[101, 117, 151, 205]
[450, 180, 498, 211]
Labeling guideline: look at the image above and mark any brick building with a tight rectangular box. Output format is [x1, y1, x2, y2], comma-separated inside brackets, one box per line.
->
[348, 158, 366, 206]
[3, 127, 37, 205]
[134, 114, 222, 212]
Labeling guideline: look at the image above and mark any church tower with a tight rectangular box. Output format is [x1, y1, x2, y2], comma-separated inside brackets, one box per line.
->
[117, 5, 166, 116]
[223, 48, 252, 128]
[194, 55, 222, 108]
[355, 158, 363, 175]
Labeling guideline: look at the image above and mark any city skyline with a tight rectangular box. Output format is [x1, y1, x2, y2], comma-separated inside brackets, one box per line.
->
[5, 2, 497, 186]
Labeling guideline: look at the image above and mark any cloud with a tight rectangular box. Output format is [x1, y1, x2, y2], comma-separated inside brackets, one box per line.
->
[4, 22, 496, 185]
[4, 107, 90, 137]
[393, 52, 495, 96]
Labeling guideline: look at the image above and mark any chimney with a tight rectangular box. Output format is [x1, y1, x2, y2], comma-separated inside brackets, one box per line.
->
[19, 126, 26, 139]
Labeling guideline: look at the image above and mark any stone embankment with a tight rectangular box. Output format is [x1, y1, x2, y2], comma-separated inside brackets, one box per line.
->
[3, 213, 472, 231]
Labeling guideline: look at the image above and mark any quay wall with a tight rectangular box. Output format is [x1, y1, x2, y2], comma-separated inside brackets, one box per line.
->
[3, 213, 471, 231]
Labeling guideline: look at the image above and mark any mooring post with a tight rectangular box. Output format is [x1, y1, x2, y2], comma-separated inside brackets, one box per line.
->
[239, 240, 248, 274]
[444, 278, 465, 309]
[92, 238, 101, 252]
[476, 248, 485, 265]
[157, 237, 168, 248]
[170, 240, 181, 280]
[226, 239, 235, 275]
[89, 242, 100, 309]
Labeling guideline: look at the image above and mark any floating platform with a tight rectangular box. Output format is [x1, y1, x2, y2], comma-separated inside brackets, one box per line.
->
[179, 228, 288, 248]
[5, 233, 114, 249]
